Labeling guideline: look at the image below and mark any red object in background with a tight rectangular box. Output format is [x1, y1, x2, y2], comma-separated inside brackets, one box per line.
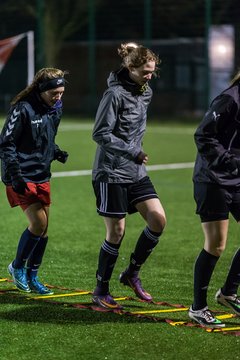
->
[0, 33, 25, 73]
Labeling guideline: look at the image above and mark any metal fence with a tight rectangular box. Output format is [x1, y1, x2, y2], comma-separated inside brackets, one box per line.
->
[0, 0, 239, 118]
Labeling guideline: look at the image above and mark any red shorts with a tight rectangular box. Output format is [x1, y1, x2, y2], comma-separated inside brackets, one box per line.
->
[6, 182, 51, 211]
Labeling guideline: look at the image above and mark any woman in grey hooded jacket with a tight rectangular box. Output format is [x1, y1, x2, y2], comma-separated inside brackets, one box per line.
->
[91, 42, 166, 309]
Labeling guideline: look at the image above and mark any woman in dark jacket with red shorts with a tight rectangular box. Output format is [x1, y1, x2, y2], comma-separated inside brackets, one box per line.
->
[0, 67, 68, 295]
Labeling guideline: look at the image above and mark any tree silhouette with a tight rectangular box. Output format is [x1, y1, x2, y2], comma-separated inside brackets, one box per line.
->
[0, 0, 102, 67]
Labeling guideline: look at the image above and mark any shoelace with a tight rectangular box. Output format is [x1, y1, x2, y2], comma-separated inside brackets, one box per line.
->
[16, 268, 26, 280]
[131, 276, 141, 286]
[131, 277, 147, 294]
[224, 294, 240, 305]
[232, 295, 240, 305]
[202, 309, 215, 322]
[31, 278, 46, 290]
[105, 295, 116, 304]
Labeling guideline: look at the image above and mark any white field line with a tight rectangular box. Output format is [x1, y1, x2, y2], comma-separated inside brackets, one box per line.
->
[52, 162, 195, 178]
[58, 123, 195, 135]
[0, 121, 195, 135]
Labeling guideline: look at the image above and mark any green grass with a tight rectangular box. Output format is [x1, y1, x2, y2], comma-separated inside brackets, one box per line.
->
[0, 117, 240, 359]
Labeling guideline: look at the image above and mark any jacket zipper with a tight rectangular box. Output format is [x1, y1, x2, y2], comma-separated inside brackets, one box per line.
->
[228, 130, 238, 150]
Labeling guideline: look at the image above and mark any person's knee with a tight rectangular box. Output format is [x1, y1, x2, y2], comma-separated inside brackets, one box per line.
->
[148, 211, 166, 233]
[206, 243, 226, 257]
[29, 219, 48, 236]
[108, 224, 125, 244]
[26, 206, 48, 237]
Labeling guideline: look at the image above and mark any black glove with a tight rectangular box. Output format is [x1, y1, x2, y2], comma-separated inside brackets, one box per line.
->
[54, 149, 69, 164]
[12, 176, 30, 195]
[135, 151, 148, 165]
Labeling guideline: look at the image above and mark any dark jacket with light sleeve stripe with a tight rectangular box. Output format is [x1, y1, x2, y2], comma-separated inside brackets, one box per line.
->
[0, 91, 62, 184]
[92, 67, 152, 183]
[193, 83, 240, 186]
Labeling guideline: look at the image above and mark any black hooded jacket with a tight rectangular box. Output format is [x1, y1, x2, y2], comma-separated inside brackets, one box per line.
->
[0, 91, 62, 184]
[193, 83, 240, 186]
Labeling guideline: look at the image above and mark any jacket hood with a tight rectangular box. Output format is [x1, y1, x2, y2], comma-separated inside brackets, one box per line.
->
[107, 67, 149, 95]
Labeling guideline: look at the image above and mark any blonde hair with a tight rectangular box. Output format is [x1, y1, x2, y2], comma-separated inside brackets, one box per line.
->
[118, 42, 161, 70]
[11, 67, 68, 105]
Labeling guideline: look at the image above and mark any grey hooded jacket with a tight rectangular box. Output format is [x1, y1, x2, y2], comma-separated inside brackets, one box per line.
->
[92, 67, 153, 183]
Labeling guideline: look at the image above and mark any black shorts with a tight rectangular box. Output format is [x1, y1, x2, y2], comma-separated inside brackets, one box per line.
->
[92, 176, 159, 218]
[194, 182, 240, 222]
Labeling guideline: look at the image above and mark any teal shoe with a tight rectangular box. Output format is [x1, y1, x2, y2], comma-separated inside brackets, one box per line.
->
[28, 276, 54, 295]
[8, 262, 31, 293]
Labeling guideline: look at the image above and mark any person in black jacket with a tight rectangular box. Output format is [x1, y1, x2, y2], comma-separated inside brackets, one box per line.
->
[0, 67, 68, 295]
[91, 42, 166, 309]
[189, 71, 240, 328]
